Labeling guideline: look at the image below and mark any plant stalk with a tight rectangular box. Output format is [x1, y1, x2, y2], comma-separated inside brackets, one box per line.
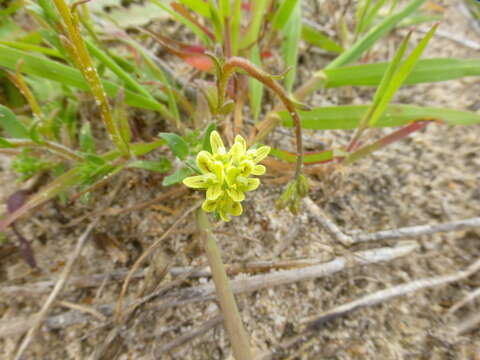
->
[196, 209, 253, 360]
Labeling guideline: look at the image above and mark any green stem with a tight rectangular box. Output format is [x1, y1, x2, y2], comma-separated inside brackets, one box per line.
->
[7, 139, 83, 162]
[196, 209, 253, 360]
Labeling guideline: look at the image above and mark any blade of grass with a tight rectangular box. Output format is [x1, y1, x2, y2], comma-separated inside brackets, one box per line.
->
[292, 0, 426, 102]
[0, 45, 169, 111]
[240, 0, 270, 49]
[282, 0, 302, 93]
[149, 0, 212, 46]
[357, 0, 389, 34]
[302, 21, 344, 54]
[85, 39, 155, 101]
[271, 0, 300, 31]
[322, 58, 480, 87]
[230, 0, 242, 56]
[249, 45, 264, 121]
[359, 30, 412, 129]
[270, 147, 335, 164]
[368, 24, 438, 126]
[0, 104, 30, 138]
[279, 104, 480, 129]
[0, 40, 62, 58]
[178, 0, 210, 18]
[327, 0, 426, 69]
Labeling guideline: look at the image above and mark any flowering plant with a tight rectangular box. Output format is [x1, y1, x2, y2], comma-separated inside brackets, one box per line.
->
[183, 131, 270, 221]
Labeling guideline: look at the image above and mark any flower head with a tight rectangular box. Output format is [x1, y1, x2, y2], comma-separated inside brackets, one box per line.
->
[183, 131, 270, 221]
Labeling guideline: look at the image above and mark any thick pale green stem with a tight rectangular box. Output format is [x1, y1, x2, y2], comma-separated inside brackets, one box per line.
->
[196, 209, 253, 360]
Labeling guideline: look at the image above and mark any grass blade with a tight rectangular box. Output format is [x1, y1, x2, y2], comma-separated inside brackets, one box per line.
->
[149, 0, 212, 46]
[279, 104, 480, 129]
[0, 45, 168, 112]
[368, 24, 438, 126]
[322, 58, 480, 87]
[327, 0, 426, 69]
[240, 0, 270, 49]
[230, 0, 242, 55]
[271, 0, 299, 31]
[0, 104, 30, 138]
[282, 0, 302, 93]
[249, 45, 264, 121]
[302, 21, 343, 54]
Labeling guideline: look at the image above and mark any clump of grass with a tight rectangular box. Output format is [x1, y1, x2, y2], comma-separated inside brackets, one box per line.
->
[1, 0, 480, 358]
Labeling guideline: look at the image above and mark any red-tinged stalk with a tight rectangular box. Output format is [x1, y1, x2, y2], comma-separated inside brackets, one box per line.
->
[344, 121, 430, 165]
[171, 2, 215, 41]
[221, 57, 304, 180]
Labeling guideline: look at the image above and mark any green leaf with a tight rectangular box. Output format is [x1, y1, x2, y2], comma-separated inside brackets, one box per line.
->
[279, 104, 480, 129]
[230, 0, 242, 55]
[209, 1, 224, 42]
[249, 45, 264, 121]
[282, 0, 302, 93]
[159, 132, 189, 160]
[179, 0, 211, 18]
[79, 122, 96, 153]
[270, 147, 334, 164]
[163, 167, 194, 186]
[0, 105, 30, 138]
[128, 158, 172, 173]
[368, 24, 438, 126]
[323, 58, 480, 88]
[0, 137, 14, 148]
[241, 0, 270, 48]
[301, 22, 343, 54]
[149, 0, 212, 46]
[202, 123, 216, 152]
[0, 45, 167, 112]
[327, 0, 426, 69]
[86, 39, 155, 101]
[271, 0, 300, 30]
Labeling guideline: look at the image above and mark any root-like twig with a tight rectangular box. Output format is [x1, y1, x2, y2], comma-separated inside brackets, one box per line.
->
[304, 257, 480, 330]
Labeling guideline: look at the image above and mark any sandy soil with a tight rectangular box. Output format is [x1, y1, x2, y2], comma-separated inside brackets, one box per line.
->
[0, 1, 480, 359]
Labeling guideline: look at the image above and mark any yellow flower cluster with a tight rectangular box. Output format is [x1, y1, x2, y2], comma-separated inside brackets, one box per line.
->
[183, 131, 270, 221]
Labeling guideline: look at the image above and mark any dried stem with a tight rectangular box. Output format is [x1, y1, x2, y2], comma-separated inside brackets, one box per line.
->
[305, 256, 480, 330]
[0, 243, 417, 338]
[353, 217, 480, 243]
[154, 313, 223, 356]
[196, 209, 253, 360]
[304, 197, 353, 246]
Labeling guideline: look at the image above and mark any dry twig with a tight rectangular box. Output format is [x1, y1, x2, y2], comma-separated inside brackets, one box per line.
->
[353, 217, 480, 243]
[0, 243, 417, 338]
[304, 197, 353, 246]
[448, 286, 480, 315]
[304, 257, 480, 330]
[154, 313, 223, 356]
